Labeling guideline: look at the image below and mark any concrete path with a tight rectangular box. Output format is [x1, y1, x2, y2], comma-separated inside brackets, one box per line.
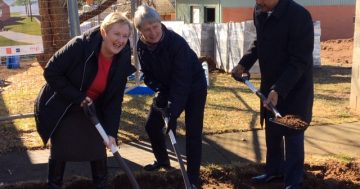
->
[0, 31, 42, 44]
[0, 122, 359, 185]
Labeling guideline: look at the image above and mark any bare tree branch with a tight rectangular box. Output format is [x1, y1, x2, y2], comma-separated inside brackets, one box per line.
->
[79, 0, 117, 23]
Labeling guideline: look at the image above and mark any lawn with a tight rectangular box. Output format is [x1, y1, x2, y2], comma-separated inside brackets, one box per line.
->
[0, 56, 359, 154]
[0, 36, 31, 46]
[4, 15, 41, 36]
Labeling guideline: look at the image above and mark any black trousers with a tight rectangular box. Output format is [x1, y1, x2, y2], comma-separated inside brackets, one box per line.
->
[265, 116, 305, 187]
[145, 86, 207, 185]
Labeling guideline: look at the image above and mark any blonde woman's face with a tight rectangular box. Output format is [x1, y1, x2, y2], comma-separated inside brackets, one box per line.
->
[139, 22, 162, 44]
[101, 23, 130, 56]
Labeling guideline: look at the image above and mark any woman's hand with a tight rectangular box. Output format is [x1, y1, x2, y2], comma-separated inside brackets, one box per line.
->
[104, 136, 116, 149]
[80, 96, 93, 107]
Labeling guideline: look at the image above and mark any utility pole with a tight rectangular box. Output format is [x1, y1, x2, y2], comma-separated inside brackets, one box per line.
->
[68, 0, 81, 37]
[350, 1, 360, 114]
[131, 0, 141, 85]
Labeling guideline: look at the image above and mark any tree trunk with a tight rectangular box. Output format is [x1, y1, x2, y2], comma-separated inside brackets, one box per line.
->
[29, 0, 33, 21]
[37, 0, 70, 68]
[37, 0, 123, 68]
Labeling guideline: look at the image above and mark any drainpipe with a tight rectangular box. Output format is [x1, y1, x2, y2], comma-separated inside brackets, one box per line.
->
[218, 0, 220, 23]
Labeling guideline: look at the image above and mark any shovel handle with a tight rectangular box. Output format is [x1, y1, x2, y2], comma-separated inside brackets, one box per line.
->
[240, 78, 282, 118]
[255, 91, 282, 118]
[163, 116, 192, 189]
[83, 104, 140, 189]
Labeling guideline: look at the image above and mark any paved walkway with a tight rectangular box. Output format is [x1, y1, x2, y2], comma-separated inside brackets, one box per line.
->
[0, 122, 359, 185]
[0, 31, 42, 45]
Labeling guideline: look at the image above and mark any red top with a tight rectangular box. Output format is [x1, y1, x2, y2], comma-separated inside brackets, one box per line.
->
[86, 52, 113, 100]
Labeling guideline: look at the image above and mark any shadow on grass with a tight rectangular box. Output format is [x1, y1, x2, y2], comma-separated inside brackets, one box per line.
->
[3, 17, 26, 28]
[313, 65, 351, 85]
[0, 66, 41, 183]
[205, 73, 263, 163]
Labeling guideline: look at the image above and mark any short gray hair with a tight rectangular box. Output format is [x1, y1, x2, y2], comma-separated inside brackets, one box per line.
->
[134, 5, 161, 30]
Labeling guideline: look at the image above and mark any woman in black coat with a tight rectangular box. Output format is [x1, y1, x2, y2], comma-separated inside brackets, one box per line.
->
[35, 12, 135, 189]
[133, 5, 207, 188]
[232, 0, 314, 188]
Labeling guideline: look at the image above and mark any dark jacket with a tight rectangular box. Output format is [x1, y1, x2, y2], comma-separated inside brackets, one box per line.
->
[239, 0, 314, 124]
[137, 25, 206, 118]
[35, 26, 135, 144]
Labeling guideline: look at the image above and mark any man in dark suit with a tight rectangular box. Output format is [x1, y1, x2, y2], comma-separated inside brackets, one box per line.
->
[231, 0, 314, 188]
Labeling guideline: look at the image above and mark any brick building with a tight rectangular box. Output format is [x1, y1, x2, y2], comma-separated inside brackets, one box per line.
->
[176, 0, 356, 40]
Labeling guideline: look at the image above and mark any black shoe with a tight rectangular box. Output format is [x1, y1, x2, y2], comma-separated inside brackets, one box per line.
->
[144, 161, 171, 171]
[48, 159, 66, 189]
[251, 174, 283, 183]
[91, 158, 109, 189]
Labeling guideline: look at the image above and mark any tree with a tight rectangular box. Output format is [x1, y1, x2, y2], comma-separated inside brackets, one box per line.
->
[79, 0, 117, 23]
[37, 0, 119, 68]
[12, 0, 35, 19]
[37, 0, 70, 68]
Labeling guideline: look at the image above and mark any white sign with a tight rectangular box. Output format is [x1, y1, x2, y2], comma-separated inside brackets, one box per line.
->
[0, 0, 43, 56]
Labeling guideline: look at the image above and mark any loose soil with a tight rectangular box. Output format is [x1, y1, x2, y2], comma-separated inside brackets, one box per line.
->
[0, 160, 359, 189]
[273, 115, 309, 130]
[321, 38, 353, 66]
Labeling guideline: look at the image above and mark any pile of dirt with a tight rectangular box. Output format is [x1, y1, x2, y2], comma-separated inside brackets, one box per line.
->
[1, 161, 359, 189]
[321, 38, 353, 66]
[272, 115, 309, 130]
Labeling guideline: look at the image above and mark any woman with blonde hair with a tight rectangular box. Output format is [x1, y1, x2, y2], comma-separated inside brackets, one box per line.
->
[35, 12, 135, 189]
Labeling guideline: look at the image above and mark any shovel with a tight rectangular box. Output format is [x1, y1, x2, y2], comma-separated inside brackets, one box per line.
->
[234, 74, 308, 130]
[83, 103, 140, 189]
[154, 102, 192, 189]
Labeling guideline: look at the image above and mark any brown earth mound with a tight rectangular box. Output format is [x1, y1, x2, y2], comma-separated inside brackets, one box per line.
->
[1, 161, 359, 189]
[321, 38, 353, 66]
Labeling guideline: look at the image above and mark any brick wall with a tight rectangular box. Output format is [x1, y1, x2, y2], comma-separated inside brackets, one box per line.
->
[37, 0, 71, 67]
[222, 5, 355, 41]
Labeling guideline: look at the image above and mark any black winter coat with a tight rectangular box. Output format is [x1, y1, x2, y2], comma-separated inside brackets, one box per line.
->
[239, 0, 314, 124]
[137, 25, 206, 118]
[35, 27, 135, 144]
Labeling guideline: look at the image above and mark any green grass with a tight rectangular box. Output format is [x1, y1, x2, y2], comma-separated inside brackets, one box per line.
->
[0, 36, 31, 46]
[0, 61, 359, 153]
[331, 154, 356, 164]
[4, 16, 41, 36]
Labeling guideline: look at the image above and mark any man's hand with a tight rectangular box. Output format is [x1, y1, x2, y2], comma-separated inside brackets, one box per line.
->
[264, 90, 278, 111]
[231, 64, 246, 81]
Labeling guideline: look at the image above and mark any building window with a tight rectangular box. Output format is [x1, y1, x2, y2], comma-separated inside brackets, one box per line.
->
[204, 7, 215, 23]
